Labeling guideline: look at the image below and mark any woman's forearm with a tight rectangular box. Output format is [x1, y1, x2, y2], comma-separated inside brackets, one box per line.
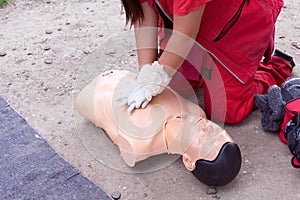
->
[158, 5, 205, 77]
[134, 2, 158, 69]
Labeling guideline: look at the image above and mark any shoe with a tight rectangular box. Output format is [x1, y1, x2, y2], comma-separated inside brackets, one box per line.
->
[274, 49, 296, 68]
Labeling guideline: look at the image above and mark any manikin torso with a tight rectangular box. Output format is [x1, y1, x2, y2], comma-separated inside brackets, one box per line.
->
[76, 70, 232, 168]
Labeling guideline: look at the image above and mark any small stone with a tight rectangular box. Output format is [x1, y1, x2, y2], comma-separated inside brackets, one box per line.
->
[0, 52, 7, 57]
[15, 58, 26, 64]
[83, 50, 92, 54]
[207, 187, 217, 195]
[111, 191, 121, 200]
[278, 35, 285, 39]
[143, 193, 148, 198]
[12, 47, 17, 51]
[99, 34, 104, 37]
[57, 28, 62, 31]
[43, 86, 49, 91]
[7, 83, 12, 86]
[65, 21, 70, 25]
[46, 0, 51, 4]
[57, 121, 62, 125]
[44, 46, 51, 51]
[291, 42, 300, 49]
[212, 194, 221, 199]
[45, 30, 53, 34]
[44, 58, 53, 64]
[27, 52, 33, 55]
[105, 50, 116, 55]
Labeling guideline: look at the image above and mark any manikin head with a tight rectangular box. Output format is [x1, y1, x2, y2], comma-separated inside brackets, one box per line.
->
[76, 70, 241, 186]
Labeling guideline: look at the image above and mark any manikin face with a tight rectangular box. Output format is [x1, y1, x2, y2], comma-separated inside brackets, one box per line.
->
[76, 70, 233, 170]
[164, 114, 233, 171]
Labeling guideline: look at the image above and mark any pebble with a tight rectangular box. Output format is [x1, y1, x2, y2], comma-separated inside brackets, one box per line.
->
[57, 28, 62, 31]
[44, 46, 51, 51]
[83, 49, 92, 54]
[111, 191, 121, 200]
[212, 194, 221, 199]
[0, 51, 7, 57]
[291, 42, 300, 49]
[99, 34, 104, 37]
[45, 30, 53, 34]
[15, 58, 26, 64]
[105, 50, 116, 55]
[65, 21, 71, 25]
[44, 58, 53, 64]
[207, 187, 217, 195]
[43, 86, 49, 91]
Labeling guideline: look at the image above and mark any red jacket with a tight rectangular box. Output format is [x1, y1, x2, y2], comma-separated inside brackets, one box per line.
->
[145, 0, 283, 84]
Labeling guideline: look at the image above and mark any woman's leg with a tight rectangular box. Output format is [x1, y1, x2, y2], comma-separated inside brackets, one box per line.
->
[203, 54, 293, 124]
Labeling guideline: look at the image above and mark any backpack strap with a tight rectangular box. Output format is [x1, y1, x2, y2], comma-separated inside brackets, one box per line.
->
[287, 113, 300, 164]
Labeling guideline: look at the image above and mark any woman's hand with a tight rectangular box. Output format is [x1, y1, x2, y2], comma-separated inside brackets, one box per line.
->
[116, 61, 171, 112]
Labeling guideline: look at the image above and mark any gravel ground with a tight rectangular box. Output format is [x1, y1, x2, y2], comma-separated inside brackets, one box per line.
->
[1, 0, 300, 199]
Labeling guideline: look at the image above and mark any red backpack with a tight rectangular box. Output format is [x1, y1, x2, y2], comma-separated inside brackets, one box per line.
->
[279, 97, 300, 168]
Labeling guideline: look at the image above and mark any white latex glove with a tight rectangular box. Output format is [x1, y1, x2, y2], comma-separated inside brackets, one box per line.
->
[116, 61, 171, 112]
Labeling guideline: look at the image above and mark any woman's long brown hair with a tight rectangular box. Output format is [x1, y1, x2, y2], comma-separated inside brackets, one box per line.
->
[121, 0, 144, 26]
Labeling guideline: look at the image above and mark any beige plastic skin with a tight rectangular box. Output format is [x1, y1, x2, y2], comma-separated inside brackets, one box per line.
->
[76, 70, 233, 170]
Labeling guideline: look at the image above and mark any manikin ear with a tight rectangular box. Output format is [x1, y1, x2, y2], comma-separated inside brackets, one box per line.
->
[182, 153, 196, 171]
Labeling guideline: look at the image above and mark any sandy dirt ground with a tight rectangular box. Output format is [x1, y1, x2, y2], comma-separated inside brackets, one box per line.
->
[1, 0, 300, 199]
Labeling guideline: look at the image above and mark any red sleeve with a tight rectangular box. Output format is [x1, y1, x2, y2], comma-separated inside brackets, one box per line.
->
[140, 0, 148, 3]
[173, 0, 213, 16]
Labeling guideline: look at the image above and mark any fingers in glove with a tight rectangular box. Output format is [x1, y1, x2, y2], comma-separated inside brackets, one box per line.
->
[127, 102, 136, 113]
[141, 100, 150, 109]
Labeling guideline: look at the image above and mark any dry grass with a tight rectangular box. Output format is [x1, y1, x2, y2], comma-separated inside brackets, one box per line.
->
[0, 0, 10, 8]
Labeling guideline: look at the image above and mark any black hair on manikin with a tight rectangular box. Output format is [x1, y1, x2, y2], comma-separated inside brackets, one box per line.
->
[192, 142, 242, 186]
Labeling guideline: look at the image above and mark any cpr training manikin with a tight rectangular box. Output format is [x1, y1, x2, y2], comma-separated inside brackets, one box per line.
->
[76, 69, 242, 186]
